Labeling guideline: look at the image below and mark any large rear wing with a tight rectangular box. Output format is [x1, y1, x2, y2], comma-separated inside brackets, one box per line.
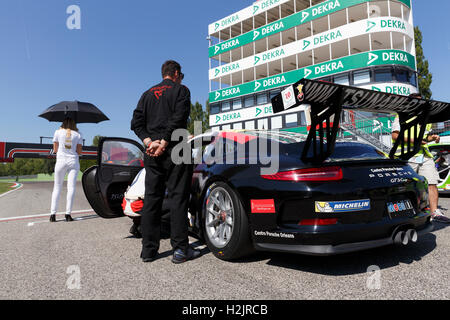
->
[271, 79, 450, 163]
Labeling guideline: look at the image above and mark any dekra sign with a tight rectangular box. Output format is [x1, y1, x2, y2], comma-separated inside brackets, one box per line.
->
[314, 30, 343, 45]
[380, 19, 406, 30]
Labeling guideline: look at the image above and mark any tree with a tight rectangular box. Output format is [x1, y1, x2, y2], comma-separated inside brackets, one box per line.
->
[414, 26, 432, 99]
[79, 135, 102, 173]
[204, 99, 211, 132]
[92, 135, 105, 147]
[187, 102, 206, 135]
[42, 159, 56, 175]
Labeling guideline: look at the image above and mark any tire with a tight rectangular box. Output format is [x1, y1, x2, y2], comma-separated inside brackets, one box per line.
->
[202, 182, 254, 261]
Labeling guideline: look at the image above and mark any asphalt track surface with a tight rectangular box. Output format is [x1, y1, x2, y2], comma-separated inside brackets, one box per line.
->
[0, 182, 449, 300]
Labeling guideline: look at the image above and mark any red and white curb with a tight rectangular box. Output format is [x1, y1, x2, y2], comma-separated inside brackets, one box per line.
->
[0, 182, 23, 198]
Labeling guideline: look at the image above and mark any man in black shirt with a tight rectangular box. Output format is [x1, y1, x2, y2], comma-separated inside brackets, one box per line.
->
[131, 60, 201, 263]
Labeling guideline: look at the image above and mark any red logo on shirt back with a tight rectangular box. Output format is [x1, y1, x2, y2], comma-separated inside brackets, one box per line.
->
[150, 85, 172, 100]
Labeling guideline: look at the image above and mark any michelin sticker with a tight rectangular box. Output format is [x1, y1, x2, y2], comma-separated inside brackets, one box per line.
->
[315, 199, 371, 213]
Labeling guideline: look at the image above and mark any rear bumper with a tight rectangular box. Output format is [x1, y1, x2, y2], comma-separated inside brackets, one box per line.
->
[253, 220, 434, 256]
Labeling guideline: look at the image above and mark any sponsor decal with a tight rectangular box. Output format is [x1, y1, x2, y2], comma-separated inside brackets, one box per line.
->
[313, 30, 342, 45]
[368, 52, 379, 65]
[210, 17, 413, 79]
[297, 84, 305, 101]
[366, 20, 376, 32]
[210, 49, 416, 102]
[254, 230, 295, 239]
[215, 112, 242, 124]
[251, 199, 276, 213]
[387, 199, 413, 214]
[216, 14, 240, 31]
[372, 85, 412, 96]
[380, 19, 406, 30]
[281, 86, 296, 110]
[209, 0, 413, 57]
[368, 167, 414, 179]
[303, 39, 311, 50]
[315, 199, 371, 213]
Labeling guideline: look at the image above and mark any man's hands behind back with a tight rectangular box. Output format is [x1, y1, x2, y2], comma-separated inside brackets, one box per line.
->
[146, 140, 169, 157]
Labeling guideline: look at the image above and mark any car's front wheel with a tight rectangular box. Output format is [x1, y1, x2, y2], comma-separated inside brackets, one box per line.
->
[203, 182, 254, 260]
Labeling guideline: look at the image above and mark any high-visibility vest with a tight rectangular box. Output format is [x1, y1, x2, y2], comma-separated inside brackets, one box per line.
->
[392, 115, 433, 158]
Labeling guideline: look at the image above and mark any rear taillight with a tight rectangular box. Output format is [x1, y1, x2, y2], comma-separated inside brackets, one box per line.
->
[299, 218, 338, 226]
[261, 166, 343, 182]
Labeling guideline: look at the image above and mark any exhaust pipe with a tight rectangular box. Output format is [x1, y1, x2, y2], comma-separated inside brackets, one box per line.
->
[393, 231, 406, 245]
[393, 229, 418, 246]
[406, 229, 418, 243]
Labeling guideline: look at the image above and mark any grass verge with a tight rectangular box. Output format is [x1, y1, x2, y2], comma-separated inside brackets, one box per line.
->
[0, 182, 14, 195]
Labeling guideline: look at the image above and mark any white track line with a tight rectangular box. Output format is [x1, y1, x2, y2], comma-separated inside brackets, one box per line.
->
[0, 183, 23, 198]
[0, 209, 94, 223]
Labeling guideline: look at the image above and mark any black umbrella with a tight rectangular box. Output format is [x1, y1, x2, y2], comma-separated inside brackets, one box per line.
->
[39, 101, 109, 124]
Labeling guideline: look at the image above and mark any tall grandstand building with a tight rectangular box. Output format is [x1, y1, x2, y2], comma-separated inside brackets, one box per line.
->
[208, 0, 417, 131]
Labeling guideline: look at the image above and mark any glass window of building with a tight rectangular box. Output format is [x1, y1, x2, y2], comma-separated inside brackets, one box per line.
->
[374, 68, 393, 82]
[353, 69, 371, 85]
[396, 69, 408, 83]
[210, 103, 220, 115]
[409, 72, 417, 87]
[222, 101, 231, 112]
[232, 98, 242, 110]
[233, 122, 242, 130]
[222, 124, 231, 130]
[257, 118, 268, 130]
[271, 116, 283, 129]
[299, 112, 307, 126]
[285, 113, 298, 128]
[244, 95, 254, 108]
[256, 93, 268, 105]
[270, 89, 281, 100]
[334, 74, 349, 85]
[245, 120, 255, 130]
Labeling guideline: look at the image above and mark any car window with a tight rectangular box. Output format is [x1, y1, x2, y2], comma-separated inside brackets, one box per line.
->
[101, 140, 144, 167]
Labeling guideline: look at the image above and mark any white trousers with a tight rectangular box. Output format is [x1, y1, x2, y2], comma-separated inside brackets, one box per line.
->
[50, 156, 80, 215]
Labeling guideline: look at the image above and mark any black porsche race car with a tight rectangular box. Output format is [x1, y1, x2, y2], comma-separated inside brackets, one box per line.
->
[82, 79, 450, 260]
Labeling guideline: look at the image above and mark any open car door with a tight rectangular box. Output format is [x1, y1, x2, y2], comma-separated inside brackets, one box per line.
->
[82, 138, 144, 218]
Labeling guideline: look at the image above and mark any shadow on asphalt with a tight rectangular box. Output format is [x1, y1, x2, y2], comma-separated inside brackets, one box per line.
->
[261, 232, 438, 276]
[119, 217, 445, 275]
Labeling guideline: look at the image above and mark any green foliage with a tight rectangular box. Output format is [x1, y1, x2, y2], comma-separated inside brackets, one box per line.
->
[0, 159, 45, 180]
[42, 159, 56, 175]
[80, 159, 96, 173]
[187, 100, 211, 135]
[92, 135, 105, 147]
[414, 26, 433, 99]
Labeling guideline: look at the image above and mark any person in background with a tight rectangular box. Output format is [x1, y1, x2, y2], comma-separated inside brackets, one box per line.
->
[49, 118, 83, 222]
[391, 93, 450, 223]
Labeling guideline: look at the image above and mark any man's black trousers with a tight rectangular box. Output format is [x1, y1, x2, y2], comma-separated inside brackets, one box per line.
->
[140, 151, 191, 258]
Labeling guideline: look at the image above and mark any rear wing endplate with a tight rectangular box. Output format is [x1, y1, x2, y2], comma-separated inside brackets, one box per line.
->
[271, 79, 450, 163]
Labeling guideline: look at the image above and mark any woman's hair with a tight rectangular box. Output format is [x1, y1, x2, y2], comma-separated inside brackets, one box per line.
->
[60, 118, 78, 138]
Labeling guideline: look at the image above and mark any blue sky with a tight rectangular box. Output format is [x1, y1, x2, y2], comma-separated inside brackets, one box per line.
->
[0, 0, 449, 144]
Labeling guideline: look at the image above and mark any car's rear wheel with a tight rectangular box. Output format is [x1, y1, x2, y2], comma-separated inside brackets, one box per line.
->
[203, 182, 254, 260]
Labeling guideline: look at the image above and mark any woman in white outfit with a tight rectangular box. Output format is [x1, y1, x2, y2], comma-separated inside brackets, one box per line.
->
[50, 118, 83, 222]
